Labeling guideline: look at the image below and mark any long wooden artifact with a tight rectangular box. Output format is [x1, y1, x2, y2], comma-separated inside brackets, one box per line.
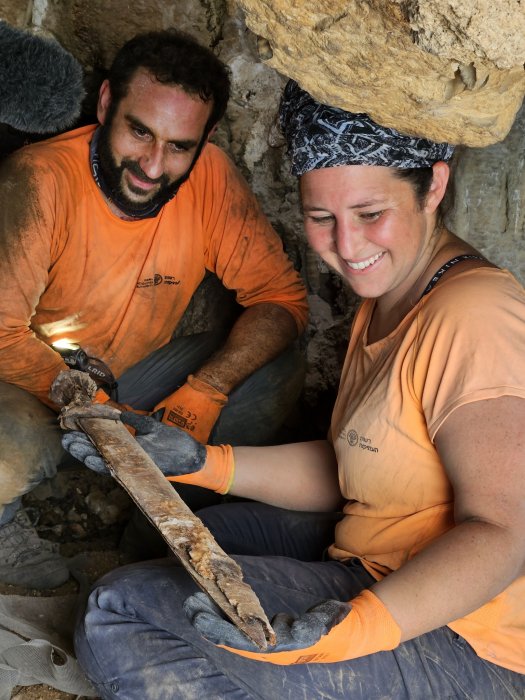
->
[50, 369, 275, 650]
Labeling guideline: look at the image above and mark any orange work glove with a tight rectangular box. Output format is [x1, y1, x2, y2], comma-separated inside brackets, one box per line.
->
[185, 588, 401, 665]
[153, 375, 228, 443]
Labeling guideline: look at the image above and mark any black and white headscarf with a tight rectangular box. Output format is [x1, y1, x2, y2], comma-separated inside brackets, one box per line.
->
[279, 80, 454, 176]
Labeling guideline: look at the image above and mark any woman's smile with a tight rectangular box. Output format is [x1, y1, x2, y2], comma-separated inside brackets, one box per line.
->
[344, 251, 386, 272]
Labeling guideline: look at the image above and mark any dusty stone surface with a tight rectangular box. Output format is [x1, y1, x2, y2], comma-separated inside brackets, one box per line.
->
[448, 101, 525, 284]
[22, 468, 132, 558]
[4, 467, 128, 700]
[12, 688, 80, 699]
[237, 0, 525, 147]
[0, 0, 26, 27]
[400, 0, 525, 70]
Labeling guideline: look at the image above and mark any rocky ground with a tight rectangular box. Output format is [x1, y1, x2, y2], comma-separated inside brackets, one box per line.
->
[6, 466, 135, 700]
[12, 688, 84, 699]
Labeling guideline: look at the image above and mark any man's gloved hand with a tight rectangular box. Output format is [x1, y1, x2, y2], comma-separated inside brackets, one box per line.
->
[92, 389, 147, 415]
[184, 589, 401, 665]
[153, 375, 228, 443]
[92, 391, 147, 436]
[62, 412, 235, 493]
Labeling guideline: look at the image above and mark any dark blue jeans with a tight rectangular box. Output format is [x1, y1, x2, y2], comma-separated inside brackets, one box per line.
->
[74, 504, 525, 699]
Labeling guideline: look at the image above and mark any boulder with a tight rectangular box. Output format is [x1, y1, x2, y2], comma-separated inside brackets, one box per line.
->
[237, 0, 525, 146]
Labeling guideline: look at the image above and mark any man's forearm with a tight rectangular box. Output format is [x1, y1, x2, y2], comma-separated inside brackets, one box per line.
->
[0, 334, 67, 408]
[193, 303, 299, 394]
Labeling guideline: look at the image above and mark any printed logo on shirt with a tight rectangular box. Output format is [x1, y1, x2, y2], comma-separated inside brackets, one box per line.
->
[347, 429, 358, 447]
[342, 428, 379, 453]
[136, 273, 181, 288]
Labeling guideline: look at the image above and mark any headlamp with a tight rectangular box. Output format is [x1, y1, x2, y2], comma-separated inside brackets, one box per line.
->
[52, 341, 118, 397]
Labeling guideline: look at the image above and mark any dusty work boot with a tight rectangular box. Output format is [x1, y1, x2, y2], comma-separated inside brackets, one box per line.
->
[0, 509, 69, 589]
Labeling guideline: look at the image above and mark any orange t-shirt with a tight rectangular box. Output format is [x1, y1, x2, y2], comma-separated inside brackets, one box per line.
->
[328, 268, 525, 673]
[0, 126, 307, 406]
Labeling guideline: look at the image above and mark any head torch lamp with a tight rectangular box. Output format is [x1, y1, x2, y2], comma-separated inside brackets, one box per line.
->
[52, 341, 118, 396]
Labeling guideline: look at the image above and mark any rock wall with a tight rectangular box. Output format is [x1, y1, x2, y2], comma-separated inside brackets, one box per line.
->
[1, 0, 524, 432]
[237, 0, 525, 147]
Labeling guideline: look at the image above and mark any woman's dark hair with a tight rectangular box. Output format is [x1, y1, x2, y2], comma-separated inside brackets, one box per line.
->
[393, 167, 434, 206]
[107, 29, 231, 135]
[393, 156, 457, 226]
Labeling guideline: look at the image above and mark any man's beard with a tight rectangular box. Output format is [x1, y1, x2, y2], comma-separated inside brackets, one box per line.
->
[96, 120, 199, 218]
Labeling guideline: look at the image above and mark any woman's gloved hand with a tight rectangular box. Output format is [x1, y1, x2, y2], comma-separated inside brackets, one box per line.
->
[183, 588, 401, 665]
[61, 412, 235, 493]
[185, 591, 351, 650]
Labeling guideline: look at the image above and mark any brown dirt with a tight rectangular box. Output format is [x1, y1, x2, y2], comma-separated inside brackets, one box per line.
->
[11, 688, 79, 699]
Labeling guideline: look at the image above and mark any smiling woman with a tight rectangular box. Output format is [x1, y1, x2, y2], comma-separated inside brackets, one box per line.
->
[299, 164, 449, 310]
[70, 79, 525, 700]
[281, 80, 491, 340]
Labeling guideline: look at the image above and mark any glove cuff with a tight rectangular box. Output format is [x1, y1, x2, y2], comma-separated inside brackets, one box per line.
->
[349, 589, 401, 654]
[167, 444, 235, 494]
[187, 375, 228, 406]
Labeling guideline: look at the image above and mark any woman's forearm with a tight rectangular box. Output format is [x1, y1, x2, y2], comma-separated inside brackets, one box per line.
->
[373, 518, 525, 642]
[229, 440, 343, 512]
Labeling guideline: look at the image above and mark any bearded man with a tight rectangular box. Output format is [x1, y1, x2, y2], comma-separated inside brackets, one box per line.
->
[0, 29, 307, 589]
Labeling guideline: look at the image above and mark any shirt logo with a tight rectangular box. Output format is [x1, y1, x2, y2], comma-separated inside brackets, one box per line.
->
[136, 273, 181, 288]
[347, 429, 358, 446]
[342, 428, 379, 453]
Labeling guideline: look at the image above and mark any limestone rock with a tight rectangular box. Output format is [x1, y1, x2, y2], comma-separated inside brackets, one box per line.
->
[236, 0, 525, 146]
[447, 101, 525, 283]
[400, 0, 525, 70]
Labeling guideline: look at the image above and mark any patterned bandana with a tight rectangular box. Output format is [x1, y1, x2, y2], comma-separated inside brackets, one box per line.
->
[279, 80, 454, 176]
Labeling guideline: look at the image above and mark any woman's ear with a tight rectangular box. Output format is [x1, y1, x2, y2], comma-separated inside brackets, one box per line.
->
[425, 161, 450, 214]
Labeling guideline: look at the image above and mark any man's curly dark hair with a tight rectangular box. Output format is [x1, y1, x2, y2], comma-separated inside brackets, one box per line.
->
[108, 29, 231, 135]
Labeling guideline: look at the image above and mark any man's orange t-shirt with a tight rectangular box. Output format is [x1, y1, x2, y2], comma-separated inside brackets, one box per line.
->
[0, 126, 307, 406]
[329, 268, 525, 673]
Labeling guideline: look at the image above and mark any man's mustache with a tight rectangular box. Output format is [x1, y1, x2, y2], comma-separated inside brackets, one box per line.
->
[122, 159, 169, 186]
